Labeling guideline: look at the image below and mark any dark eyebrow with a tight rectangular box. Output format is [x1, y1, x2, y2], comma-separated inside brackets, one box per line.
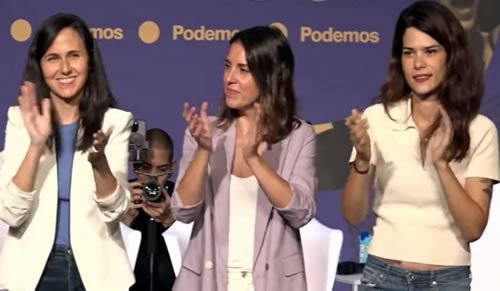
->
[403, 45, 440, 50]
[43, 53, 59, 58]
[43, 50, 82, 59]
[224, 59, 248, 68]
[424, 45, 440, 50]
[67, 50, 82, 55]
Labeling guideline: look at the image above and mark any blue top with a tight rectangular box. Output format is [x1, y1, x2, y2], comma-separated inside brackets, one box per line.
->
[55, 121, 79, 246]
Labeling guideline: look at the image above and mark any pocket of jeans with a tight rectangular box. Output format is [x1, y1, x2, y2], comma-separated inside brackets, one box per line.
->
[359, 266, 384, 288]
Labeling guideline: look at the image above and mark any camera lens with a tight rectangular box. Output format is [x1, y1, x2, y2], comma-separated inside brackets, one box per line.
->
[143, 180, 165, 202]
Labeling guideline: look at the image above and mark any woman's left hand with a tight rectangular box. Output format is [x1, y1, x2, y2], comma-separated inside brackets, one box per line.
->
[426, 106, 453, 165]
[242, 103, 267, 160]
[88, 127, 113, 168]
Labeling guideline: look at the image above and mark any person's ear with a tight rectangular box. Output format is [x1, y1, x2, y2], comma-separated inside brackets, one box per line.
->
[170, 160, 177, 172]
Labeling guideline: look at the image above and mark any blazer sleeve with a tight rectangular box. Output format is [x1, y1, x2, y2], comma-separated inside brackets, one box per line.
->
[275, 123, 318, 229]
[171, 127, 206, 223]
[0, 107, 36, 227]
[92, 111, 133, 223]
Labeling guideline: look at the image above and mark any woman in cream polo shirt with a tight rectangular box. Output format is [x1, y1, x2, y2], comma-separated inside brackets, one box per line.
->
[343, 1, 499, 290]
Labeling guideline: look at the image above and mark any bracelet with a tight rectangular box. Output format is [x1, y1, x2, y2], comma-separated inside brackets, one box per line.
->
[352, 160, 369, 174]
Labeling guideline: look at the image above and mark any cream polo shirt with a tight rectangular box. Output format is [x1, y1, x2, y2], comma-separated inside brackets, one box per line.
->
[350, 98, 500, 266]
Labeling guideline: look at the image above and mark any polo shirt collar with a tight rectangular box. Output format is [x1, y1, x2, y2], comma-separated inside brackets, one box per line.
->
[388, 98, 417, 131]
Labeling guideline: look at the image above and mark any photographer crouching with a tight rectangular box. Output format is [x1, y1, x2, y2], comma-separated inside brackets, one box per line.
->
[122, 127, 191, 291]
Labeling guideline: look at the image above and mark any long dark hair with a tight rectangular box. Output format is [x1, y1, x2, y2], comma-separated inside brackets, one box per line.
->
[379, 1, 483, 161]
[216, 26, 300, 144]
[22, 13, 117, 152]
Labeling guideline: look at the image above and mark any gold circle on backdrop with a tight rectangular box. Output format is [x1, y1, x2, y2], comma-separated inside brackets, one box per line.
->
[11, 19, 32, 42]
[270, 22, 288, 38]
[138, 21, 160, 44]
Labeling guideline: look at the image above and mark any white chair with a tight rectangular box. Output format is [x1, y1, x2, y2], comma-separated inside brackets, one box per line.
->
[119, 221, 192, 277]
[471, 184, 500, 290]
[300, 218, 343, 291]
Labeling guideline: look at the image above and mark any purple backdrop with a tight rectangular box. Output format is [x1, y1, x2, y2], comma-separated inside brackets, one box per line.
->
[1, 1, 498, 290]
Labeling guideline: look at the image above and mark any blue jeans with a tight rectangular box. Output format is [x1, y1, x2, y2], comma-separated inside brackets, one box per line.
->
[36, 245, 85, 291]
[359, 255, 471, 291]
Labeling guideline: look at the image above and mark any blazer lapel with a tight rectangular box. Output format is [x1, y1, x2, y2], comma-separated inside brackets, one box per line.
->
[253, 141, 282, 265]
[211, 124, 236, 269]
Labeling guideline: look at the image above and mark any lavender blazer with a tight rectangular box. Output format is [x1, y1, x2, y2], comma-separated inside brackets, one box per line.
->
[171, 119, 317, 291]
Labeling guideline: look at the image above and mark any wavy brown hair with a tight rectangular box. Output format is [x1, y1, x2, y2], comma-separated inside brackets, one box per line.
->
[216, 26, 301, 144]
[22, 13, 118, 152]
[379, 1, 483, 161]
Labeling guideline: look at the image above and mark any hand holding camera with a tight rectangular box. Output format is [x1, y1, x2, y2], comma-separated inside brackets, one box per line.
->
[128, 179, 172, 225]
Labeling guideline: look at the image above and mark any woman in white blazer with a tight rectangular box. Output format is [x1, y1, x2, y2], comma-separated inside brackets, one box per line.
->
[0, 13, 134, 291]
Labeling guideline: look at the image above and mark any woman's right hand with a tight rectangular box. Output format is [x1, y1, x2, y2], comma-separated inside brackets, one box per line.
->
[18, 81, 52, 148]
[345, 109, 371, 163]
[183, 102, 213, 151]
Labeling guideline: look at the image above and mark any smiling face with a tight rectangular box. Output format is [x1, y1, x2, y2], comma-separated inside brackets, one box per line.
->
[41, 27, 89, 105]
[401, 27, 448, 100]
[223, 41, 260, 112]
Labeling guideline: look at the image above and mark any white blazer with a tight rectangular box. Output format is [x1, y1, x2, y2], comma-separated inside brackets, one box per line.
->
[120, 220, 193, 276]
[0, 107, 135, 291]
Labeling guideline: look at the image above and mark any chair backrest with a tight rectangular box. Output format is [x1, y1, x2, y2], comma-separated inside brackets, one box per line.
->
[119, 222, 142, 269]
[300, 218, 343, 291]
[162, 221, 193, 276]
[471, 185, 500, 290]
[163, 221, 193, 256]
[163, 234, 183, 276]
[119, 221, 193, 276]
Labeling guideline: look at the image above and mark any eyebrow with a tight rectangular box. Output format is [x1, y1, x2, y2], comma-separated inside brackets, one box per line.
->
[224, 59, 248, 67]
[141, 162, 171, 167]
[402, 45, 441, 50]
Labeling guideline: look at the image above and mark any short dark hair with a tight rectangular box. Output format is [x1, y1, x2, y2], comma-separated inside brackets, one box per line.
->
[22, 13, 118, 152]
[146, 128, 174, 162]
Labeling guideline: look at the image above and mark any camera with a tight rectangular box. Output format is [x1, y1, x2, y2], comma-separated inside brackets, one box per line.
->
[129, 120, 169, 203]
[131, 175, 167, 204]
[140, 175, 166, 203]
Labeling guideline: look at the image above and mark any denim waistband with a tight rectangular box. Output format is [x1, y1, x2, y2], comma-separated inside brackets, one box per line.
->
[50, 245, 74, 257]
[365, 255, 470, 282]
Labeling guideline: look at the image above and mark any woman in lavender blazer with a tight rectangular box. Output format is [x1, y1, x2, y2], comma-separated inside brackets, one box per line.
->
[171, 26, 317, 291]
